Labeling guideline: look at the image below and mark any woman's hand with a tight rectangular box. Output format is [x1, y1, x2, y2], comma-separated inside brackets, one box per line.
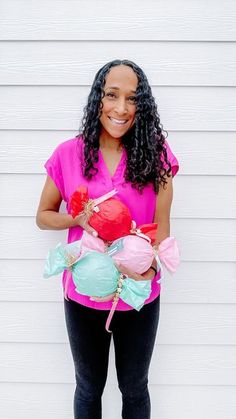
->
[89, 292, 116, 303]
[115, 262, 156, 281]
[74, 213, 98, 237]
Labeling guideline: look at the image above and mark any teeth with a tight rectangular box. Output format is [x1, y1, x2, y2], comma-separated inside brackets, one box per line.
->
[109, 117, 127, 125]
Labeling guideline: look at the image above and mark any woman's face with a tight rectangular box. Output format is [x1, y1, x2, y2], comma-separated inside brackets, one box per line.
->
[99, 65, 138, 140]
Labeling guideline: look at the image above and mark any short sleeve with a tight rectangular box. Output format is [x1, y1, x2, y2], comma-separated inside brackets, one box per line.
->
[44, 144, 66, 201]
[161, 140, 179, 177]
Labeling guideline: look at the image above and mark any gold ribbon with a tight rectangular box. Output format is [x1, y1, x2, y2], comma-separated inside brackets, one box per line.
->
[82, 198, 96, 220]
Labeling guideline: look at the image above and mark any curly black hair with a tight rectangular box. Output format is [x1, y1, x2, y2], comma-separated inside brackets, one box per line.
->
[76, 59, 171, 193]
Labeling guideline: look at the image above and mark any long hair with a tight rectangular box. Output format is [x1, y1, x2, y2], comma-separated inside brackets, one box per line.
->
[77, 59, 171, 193]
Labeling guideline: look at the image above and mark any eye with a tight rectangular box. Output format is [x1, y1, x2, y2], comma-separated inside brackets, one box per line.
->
[128, 96, 136, 103]
[106, 92, 116, 98]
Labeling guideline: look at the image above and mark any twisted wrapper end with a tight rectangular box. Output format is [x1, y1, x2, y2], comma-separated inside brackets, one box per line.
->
[153, 237, 180, 284]
[82, 198, 95, 220]
[43, 240, 82, 301]
[64, 252, 80, 301]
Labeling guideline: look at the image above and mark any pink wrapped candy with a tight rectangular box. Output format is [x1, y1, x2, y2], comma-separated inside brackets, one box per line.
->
[108, 235, 154, 274]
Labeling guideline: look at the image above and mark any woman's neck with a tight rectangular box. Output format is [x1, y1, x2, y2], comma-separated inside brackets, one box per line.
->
[99, 133, 122, 152]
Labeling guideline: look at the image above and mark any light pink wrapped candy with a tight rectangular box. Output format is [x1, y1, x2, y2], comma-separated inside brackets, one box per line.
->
[80, 232, 180, 276]
[108, 235, 154, 274]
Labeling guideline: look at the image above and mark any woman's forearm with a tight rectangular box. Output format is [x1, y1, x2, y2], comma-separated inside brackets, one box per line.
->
[36, 210, 78, 230]
[154, 219, 170, 247]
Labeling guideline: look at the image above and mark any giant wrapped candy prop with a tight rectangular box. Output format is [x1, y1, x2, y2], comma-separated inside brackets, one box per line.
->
[43, 241, 152, 332]
[69, 185, 133, 241]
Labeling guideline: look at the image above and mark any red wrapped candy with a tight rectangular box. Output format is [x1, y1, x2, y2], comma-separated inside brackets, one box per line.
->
[69, 185, 133, 241]
[131, 222, 158, 245]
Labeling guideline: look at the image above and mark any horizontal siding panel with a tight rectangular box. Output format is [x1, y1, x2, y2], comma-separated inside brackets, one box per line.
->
[0, 343, 235, 385]
[1, 174, 236, 218]
[1, 0, 236, 41]
[1, 260, 235, 304]
[173, 176, 236, 218]
[1, 130, 236, 176]
[161, 262, 236, 303]
[1, 41, 235, 86]
[0, 217, 235, 261]
[0, 302, 235, 344]
[1, 383, 236, 419]
[1, 86, 236, 130]
[1, 1, 236, 416]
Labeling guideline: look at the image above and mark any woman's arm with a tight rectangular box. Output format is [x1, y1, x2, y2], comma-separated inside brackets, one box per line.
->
[36, 176, 77, 230]
[154, 174, 173, 247]
[36, 176, 97, 235]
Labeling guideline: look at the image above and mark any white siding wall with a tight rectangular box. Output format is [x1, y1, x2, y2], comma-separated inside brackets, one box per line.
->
[1, 1, 236, 418]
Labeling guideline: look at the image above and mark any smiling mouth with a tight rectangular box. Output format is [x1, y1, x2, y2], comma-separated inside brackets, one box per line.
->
[108, 116, 128, 126]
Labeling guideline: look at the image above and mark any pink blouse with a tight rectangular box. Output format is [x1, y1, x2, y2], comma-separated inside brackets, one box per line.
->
[44, 136, 179, 311]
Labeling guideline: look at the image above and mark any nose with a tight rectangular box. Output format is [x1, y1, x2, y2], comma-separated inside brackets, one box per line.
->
[115, 98, 128, 115]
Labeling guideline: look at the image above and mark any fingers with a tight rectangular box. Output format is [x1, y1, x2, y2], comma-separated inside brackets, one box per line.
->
[85, 224, 98, 237]
[75, 214, 98, 237]
[115, 262, 142, 281]
[115, 262, 133, 277]
[90, 292, 116, 302]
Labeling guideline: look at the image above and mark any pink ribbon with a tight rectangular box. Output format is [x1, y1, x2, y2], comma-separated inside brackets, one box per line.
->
[105, 298, 119, 333]
[105, 274, 126, 333]
[130, 220, 152, 243]
[93, 189, 118, 209]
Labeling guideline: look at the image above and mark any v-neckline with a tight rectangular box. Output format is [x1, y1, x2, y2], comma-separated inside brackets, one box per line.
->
[98, 148, 125, 179]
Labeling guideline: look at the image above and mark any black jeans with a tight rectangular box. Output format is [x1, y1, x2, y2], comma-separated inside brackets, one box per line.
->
[64, 295, 160, 419]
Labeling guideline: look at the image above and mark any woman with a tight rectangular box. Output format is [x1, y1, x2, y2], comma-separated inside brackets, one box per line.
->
[36, 59, 179, 419]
